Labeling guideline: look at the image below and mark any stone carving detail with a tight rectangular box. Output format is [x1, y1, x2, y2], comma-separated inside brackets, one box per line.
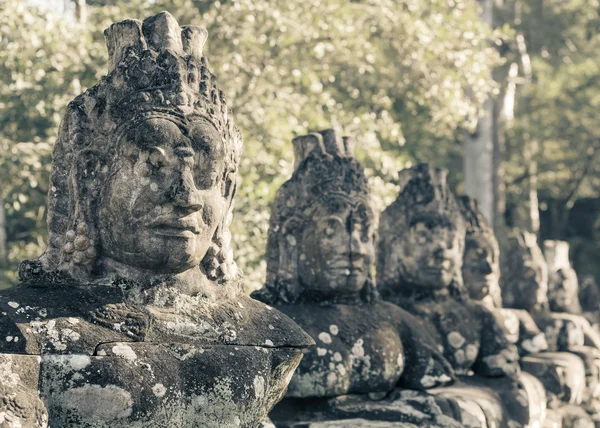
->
[254, 131, 472, 427]
[458, 195, 502, 309]
[257, 129, 377, 305]
[0, 11, 312, 427]
[458, 197, 600, 425]
[544, 240, 584, 315]
[21, 12, 239, 285]
[377, 164, 519, 377]
[502, 230, 600, 420]
[502, 231, 550, 314]
[458, 196, 549, 354]
[377, 164, 533, 427]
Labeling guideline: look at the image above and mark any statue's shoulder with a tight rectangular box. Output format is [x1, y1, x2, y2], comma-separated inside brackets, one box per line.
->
[226, 292, 314, 347]
[0, 282, 130, 355]
[176, 289, 314, 348]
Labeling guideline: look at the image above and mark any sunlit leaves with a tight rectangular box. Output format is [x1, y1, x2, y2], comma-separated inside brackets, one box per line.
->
[0, 0, 500, 289]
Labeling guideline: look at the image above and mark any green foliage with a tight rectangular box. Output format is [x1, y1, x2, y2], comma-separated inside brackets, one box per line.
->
[506, 0, 600, 211]
[0, 0, 500, 290]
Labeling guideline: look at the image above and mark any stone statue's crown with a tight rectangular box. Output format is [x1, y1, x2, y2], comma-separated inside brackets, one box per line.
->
[289, 129, 368, 204]
[101, 13, 231, 130]
[384, 164, 462, 230]
[20, 12, 241, 281]
[254, 129, 376, 304]
[458, 195, 496, 243]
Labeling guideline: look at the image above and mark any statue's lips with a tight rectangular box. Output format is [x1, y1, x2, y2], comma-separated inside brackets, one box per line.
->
[148, 218, 201, 238]
[327, 265, 365, 276]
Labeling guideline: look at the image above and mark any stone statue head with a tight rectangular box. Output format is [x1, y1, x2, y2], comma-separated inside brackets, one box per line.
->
[543, 240, 582, 314]
[253, 129, 377, 304]
[19, 12, 241, 285]
[458, 195, 502, 307]
[377, 164, 466, 299]
[501, 230, 548, 311]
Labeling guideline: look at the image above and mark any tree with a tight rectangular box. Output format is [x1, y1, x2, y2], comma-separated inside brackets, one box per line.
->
[504, 0, 600, 237]
[0, 0, 501, 290]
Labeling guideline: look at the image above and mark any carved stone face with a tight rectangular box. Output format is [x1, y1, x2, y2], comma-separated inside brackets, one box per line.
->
[297, 200, 374, 299]
[516, 256, 548, 310]
[463, 235, 500, 301]
[394, 218, 462, 289]
[98, 118, 226, 274]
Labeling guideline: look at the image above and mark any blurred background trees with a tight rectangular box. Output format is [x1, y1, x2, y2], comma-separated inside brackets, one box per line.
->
[1, 0, 598, 290]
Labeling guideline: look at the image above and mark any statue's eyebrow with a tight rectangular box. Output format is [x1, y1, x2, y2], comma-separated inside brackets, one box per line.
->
[174, 145, 194, 158]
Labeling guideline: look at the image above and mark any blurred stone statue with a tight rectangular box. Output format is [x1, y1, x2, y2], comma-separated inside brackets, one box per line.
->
[544, 240, 583, 315]
[0, 11, 311, 427]
[459, 196, 600, 426]
[253, 131, 478, 427]
[579, 274, 600, 330]
[502, 230, 600, 422]
[503, 232, 600, 352]
[377, 164, 533, 427]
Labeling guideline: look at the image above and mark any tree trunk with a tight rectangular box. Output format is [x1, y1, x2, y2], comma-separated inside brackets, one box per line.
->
[73, 0, 87, 24]
[464, 0, 495, 224]
[0, 199, 7, 279]
[514, 140, 540, 234]
[465, 100, 495, 224]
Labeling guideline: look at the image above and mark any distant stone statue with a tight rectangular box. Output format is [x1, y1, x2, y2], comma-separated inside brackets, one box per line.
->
[503, 231, 600, 419]
[502, 231, 600, 352]
[377, 164, 533, 427]
[458, 196, 549, 354]
[544, 240, 584, 315]
[458, 196, 600, 425]
[253, 131, 476, 427]
[0, 11, 311, 427]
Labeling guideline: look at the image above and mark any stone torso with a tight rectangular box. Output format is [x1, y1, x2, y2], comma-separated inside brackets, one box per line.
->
[275, 302, 406, 397]
[275, 300, 456, 398]
[0, 282, 311, 427]
[408, 299, 482, 374]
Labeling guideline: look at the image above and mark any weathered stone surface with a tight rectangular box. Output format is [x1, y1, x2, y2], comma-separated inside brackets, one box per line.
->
[253, 132, 466, 426]
[0, 354, 47, 427]
[458, 196, 502, 309]
[270, 390, 474, 428]
[377, 165, 520, 378]
[458, 197, 550, 354]
[500, 229, 600, 422]
[376, 166, 543, 427]
[458, 195, 600, 424]
[544, 240, 583, 315]
[0, 11, 312, 427]
[432, 375, 535, 428]
[502, 231, 600, 352]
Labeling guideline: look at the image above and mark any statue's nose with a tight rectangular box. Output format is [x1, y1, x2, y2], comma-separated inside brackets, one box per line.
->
[169, 167, 203, 212]
[480, 260, 493, 275]
[349, 229, 367, 259]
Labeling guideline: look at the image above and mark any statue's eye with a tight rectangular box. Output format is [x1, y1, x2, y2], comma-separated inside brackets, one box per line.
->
[148, 148, 166, 169]
[324, 218, 341, 237]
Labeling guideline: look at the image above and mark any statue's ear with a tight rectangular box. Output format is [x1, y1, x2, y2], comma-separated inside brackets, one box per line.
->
[74, 149, 107, 199]
[60, 149, 106, 279]
[274, 217, 303, 300]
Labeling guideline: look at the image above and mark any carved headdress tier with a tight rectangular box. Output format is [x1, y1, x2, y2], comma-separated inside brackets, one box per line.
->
[254, 129, 377, 304]
[20, 11, 241, 282]
[377, 164, 466, 299]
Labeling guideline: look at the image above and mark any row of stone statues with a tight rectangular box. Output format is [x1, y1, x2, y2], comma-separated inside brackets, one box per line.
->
[1, 11, 599, 428]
